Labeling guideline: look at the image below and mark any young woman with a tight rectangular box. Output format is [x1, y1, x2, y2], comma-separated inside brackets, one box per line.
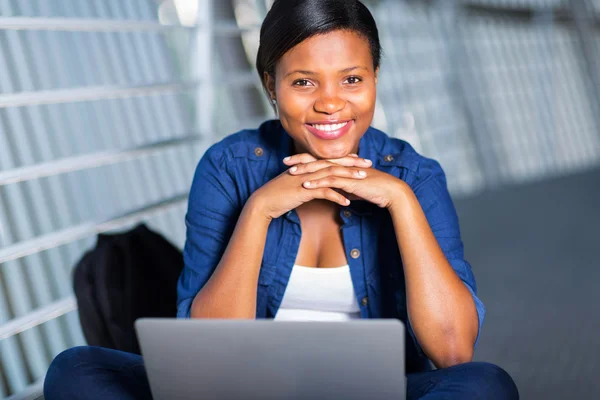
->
[45, 0, 518, 398]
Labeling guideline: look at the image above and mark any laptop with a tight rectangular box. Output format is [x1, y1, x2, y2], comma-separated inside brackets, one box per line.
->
[135, 318, 406, 400]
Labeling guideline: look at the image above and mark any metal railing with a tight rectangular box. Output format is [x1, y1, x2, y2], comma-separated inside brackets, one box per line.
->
[369, 0, 600, 193]
[0, 1, 267, 398]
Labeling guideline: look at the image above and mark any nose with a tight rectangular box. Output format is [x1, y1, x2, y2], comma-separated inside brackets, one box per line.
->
[313, 89, 346, 115]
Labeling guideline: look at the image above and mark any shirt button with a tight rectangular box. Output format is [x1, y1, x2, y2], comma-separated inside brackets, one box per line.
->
[384, 154, 394, 162]
[254, 147, 264, 156]
[350, 249, 360, 259]
[361, 296, 369, 307]
[343, 210, 352, 218]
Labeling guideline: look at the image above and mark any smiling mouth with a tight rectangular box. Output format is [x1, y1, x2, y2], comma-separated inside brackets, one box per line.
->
[308, 121, 349, 131]
[305, 120, 354, 140]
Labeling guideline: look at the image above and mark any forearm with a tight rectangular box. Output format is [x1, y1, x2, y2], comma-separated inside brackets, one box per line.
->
[190, 196, 271, 319]
[388, 183, 478, 368]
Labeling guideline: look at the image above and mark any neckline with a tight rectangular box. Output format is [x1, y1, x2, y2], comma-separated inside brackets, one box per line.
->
[293, 264, 350, 271]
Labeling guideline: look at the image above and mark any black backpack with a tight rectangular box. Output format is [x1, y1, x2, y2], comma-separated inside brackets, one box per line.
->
[73, 224, 183, 354]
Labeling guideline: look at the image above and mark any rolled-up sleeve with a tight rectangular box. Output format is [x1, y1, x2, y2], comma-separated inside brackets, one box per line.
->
[176, 145, 241, 318]
[406, 157, 486, 353]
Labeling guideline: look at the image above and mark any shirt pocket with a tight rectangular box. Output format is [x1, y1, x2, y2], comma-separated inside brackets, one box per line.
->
[257, 262, 276, 286]
[256, 263, 276, 318]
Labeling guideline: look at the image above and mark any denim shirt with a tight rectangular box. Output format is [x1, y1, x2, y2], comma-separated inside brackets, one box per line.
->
[176, 120, 485, 373]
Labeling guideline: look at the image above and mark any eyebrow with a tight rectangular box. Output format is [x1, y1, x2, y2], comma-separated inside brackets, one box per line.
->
[284, 66, 369, 78]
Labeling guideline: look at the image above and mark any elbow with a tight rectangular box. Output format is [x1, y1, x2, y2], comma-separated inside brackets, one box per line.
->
[431, 319, 478, 368]
[431, 336, 474, 369]
[435, 348, 473, 369]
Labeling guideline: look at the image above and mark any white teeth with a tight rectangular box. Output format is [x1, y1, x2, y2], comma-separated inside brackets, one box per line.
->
[312, 122, 348, 132]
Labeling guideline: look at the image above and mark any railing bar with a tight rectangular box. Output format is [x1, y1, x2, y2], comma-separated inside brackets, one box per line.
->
[0, 16, 191, 31]
[0, 71, 259, 108]
[0, 17, 260, 34]
[0, 297, 76, 341]
[461, 2, 600, 28]
[212, 21, 261, 35]
[0, 81, 197, 108]
[0, 194, 188, 264]
[4, 377, 44, 400]
[0, 135, 204, 186]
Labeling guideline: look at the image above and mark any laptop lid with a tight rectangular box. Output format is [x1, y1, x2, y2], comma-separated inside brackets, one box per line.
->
[135, 318, 406, 400]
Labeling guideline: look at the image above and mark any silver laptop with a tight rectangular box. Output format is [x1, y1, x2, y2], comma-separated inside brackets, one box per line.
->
[135, 318, 406, 400]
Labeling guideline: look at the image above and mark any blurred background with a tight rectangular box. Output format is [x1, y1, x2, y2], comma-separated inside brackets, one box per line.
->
[0, 0, 599, 398]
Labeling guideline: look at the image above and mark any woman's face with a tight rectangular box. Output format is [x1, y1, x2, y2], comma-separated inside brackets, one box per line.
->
[266, 30, 378, 160]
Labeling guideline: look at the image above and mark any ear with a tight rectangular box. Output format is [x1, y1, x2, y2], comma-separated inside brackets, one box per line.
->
[374, 67, 379, 85]
[264, 72, 276, 100]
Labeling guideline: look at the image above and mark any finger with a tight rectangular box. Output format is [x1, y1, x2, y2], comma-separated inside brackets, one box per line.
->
[302, 176, 360, 194]
[289, 160, 333, 174]
[285, 154, 371, 169]
[289, 159, 371, 175]
[311, 187, 350, 206]
[301, 165, 368, 182]
[283, 153, 317, 165]
[332, 188, 362, 201]
[326, 156, 372, 168]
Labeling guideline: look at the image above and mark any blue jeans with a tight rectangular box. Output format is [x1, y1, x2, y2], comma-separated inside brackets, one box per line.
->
[44, 346, 518, 399]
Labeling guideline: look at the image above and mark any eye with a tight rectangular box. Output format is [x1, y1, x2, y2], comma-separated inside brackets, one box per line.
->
[344, 76, 362, 85]
[293, 79, 313, 87]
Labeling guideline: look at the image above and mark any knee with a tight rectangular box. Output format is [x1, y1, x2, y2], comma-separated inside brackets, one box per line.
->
[44, 346, 98, 399]
[464, 362, 519, 400]
[47, 346, 100, 372]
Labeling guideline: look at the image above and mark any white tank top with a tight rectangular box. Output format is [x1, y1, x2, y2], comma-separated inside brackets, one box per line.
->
[273, 265, 361, 321]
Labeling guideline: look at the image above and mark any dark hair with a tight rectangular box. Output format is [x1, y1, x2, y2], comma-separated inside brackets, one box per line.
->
[256, 0, 382, 101]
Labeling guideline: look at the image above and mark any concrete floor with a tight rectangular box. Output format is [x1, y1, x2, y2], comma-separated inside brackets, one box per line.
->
[455, 166, 600, 399]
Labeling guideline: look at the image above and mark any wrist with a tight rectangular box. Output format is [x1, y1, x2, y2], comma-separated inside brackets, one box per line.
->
[386, 180, 412, 212]
[245, 193, 273, 224]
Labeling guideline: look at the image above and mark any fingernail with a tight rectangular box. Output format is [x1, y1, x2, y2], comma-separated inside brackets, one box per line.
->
[303, 181, 311, 187]
[358, 170, 366, 177]
[284, 157, 291, 162]
[345, 199, 351, 205]
[364, 159, 372, 165]
[290, 166, 297, 173]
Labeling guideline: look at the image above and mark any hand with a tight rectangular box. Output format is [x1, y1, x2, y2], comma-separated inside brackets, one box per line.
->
[250, 153, 373, 220]
[286, 154, 406, 209]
